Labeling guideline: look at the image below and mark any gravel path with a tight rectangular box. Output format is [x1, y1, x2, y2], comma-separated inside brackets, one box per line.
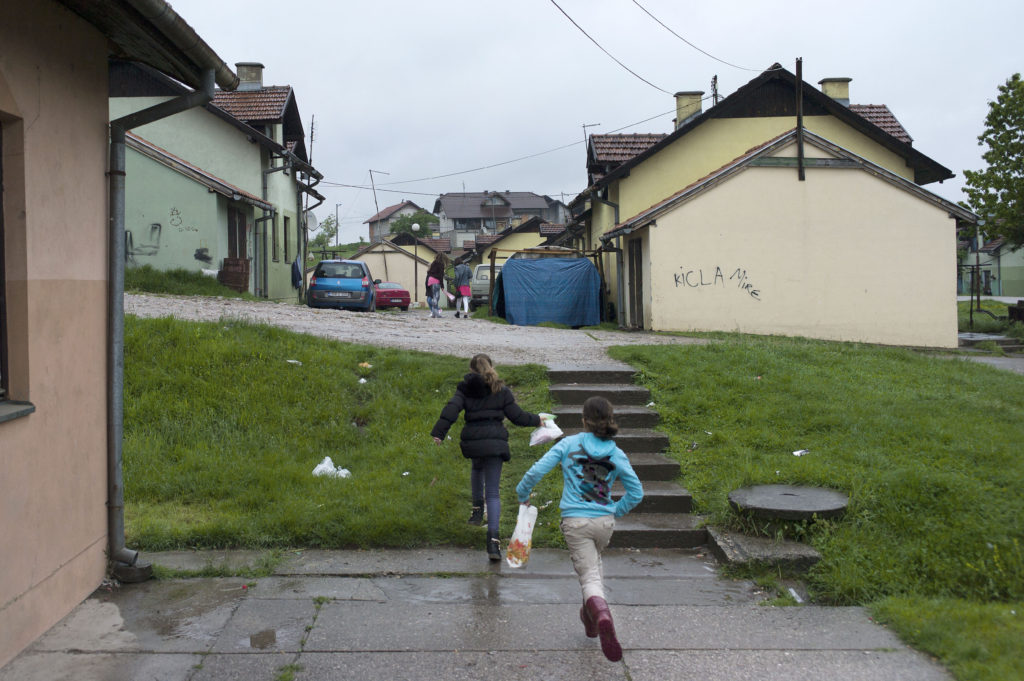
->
[125, 293, 708, 368]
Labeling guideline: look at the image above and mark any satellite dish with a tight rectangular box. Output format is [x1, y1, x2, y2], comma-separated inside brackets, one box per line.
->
[305, 210, 319, 232]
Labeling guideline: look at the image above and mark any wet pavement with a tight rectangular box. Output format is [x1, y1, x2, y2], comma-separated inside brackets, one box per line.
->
[0, 548, 953, 681]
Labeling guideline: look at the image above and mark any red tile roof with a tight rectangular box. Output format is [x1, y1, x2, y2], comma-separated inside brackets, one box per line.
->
[365, 200, 423, 224]
[213, 86, 292, 122]
[591, 134, 668, 164]
[849, 104, 913, 144]
[540, 222, 566, 235]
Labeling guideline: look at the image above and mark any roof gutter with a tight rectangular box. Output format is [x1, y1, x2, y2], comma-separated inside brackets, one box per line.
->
[107, 68, 218, 581]
[125, 0, 239, 91]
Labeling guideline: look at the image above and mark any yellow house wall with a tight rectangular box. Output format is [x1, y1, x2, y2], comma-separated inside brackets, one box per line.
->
[0, 2, 111, 667]
[615, 116, 916, 226]
[645, 166, 957, 347]
[479, 231, 545, 265]
[356, 245, 429, 304]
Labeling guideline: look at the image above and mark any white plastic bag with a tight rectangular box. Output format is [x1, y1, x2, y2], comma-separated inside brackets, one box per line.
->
[312, 456, 351, 478]
[530, 413, 563, 446]
[506, 503, 538, 568]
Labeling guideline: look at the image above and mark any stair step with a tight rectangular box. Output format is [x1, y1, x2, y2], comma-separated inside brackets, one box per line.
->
[548, 368, 637, 384]
[628, 452, 681, 481]
[610, 513, 708, 548]
[549, 383, 651, 406]
[613, 480, 692, 514]
[560, 427, 669, 454]
[552, 405, 659, 429]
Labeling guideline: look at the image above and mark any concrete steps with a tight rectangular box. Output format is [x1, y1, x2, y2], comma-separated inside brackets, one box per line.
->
[547, 367, 706, 549]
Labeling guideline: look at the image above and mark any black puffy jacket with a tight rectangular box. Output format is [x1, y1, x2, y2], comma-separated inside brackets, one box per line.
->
[431, 372, 541, 461]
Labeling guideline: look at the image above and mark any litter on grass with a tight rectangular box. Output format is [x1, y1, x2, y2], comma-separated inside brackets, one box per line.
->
[792, 449, 810, 456]
[358, 362, 372, 368]
[286, 359, 302, 365]
[312, 456, 351, 478]
[358, 378, 367, 384]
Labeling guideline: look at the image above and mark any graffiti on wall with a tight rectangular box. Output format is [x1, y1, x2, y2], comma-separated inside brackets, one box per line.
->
[125, 222, 162, 265]
[169, 207, 198, 233]
[672, 266, 761, 300]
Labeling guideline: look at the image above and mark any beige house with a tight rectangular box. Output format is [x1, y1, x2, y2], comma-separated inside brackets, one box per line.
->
[571, 65, 976, 348]
[350, 239, 433, 305]
[0, 0, 236, 667]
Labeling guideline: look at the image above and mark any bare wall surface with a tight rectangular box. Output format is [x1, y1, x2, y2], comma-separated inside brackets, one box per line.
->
[0, 1, 111, 668]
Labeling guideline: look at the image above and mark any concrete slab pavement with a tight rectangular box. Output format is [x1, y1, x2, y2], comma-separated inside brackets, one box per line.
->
[0, 548, 952, 681]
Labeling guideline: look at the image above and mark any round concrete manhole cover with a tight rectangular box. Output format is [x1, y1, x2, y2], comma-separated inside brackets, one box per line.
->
[728, 484, 848, 521]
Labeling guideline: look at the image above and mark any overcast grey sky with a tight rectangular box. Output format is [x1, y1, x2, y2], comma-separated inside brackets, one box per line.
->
[166, 0, 1022, 243]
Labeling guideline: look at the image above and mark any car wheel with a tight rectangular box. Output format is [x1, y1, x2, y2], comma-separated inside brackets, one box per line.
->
[400, 305, 408, 311]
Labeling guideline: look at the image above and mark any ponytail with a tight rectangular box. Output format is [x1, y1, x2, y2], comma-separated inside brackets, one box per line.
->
[582, 395, 618, 439]
[470, 353, 505, 394]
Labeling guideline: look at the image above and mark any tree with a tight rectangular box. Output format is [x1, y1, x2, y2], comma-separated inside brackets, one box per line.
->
[389, 210, 438, 238]
[307, 214, 338, 260]
[963, 73, 1024, 248]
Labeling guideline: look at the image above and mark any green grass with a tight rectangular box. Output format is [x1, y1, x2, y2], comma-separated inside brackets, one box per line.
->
[123, 315, 559, 550]
[125, 314, 1024, 680]
[608, 338, 1024, 681]
[125, 264, 262, 300]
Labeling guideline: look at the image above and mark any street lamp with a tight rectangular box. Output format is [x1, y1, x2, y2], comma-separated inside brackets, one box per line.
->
[412, 223, 420, 306]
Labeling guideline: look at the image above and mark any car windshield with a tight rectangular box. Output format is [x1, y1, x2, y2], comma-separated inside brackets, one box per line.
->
[317, 263, 362, 278]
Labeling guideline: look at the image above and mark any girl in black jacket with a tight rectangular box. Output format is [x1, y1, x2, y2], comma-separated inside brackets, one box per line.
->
[432, 353, 543, 560]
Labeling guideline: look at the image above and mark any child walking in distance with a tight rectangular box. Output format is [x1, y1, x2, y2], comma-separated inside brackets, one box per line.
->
[453, 261, 472, 318]
[425, 253, 448, 318]
[432, 354, 545, 560]
[516, 396, 643, 662]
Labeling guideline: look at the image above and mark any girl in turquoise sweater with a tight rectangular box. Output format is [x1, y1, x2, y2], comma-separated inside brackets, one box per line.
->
[515, 396, 643, 662]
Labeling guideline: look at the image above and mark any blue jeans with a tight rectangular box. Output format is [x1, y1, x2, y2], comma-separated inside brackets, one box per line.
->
[470, 457, 503, 537]
[427, 284, 441, 316]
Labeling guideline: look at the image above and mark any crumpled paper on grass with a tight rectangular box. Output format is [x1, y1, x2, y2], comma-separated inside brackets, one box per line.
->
[313, 456, 351, 478]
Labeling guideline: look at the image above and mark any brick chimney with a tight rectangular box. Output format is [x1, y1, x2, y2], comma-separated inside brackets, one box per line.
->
[673, 91, 704, 130]
[818, 77, 851, 107]
[236, 62, 265, 91]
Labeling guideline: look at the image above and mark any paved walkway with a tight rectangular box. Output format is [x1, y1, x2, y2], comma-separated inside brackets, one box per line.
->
[0, 549, 952, 681]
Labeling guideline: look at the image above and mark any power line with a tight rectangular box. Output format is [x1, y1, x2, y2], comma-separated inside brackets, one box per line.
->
[630, 0, 782, 73]
[548, 0, 673, 95]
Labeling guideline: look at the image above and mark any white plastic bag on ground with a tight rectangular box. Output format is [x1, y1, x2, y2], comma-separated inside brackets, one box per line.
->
[312, 456, 351, 478]
[530, 413, 563, 446]
[506, 503, 538, 568]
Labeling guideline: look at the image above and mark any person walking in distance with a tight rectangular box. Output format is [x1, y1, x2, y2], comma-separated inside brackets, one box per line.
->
[453, 261, 472, 318]
[515, 396, 643, 662]
[425, 253, 447, 318]
[431, 354, 546, 560]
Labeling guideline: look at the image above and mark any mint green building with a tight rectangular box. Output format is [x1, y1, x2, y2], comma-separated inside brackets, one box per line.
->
[110, 60, 323, 300]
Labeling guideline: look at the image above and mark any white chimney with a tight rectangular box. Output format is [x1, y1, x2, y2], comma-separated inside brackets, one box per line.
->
[674, 91, 704, 130]
[818, 77, 851, 107]
[236, 62, 265, 91]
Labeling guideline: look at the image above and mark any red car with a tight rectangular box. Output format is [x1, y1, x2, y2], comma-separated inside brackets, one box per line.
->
[374, 281, 411, 311]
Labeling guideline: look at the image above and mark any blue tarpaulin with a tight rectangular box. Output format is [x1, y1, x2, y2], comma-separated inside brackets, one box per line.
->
[501, 257, 601, 327]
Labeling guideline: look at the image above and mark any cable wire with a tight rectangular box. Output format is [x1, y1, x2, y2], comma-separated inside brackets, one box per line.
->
[630, 0, 782, 72]
[549, 0, 673, 95]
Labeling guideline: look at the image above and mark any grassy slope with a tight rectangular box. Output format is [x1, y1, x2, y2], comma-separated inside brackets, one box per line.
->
[124, 310, 1023, 680]
[608, 338, 1023, 681]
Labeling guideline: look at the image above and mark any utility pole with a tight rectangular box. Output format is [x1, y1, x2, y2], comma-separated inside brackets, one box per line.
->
[335, 203, 342, 250]
[369, 169, 389, 219]
[710, 75, 719, 105]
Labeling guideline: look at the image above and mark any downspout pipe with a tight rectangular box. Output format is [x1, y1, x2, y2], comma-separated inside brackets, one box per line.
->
[592, 195, 624, 326]
[107, 68, 215, 578]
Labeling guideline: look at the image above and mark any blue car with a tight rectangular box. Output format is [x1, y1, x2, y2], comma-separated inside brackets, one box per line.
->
[306, 260, 380, 311]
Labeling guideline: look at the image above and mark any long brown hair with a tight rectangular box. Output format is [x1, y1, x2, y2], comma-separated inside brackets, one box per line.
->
[582, 396, 618, 439]
[470, 353, 504, 394]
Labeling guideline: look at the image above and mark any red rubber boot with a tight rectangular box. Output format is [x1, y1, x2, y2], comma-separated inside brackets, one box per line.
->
[585, 596, 622, 662]
[580, 603, 598, 638]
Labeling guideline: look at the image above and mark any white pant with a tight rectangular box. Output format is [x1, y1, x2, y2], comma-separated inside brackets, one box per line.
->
[560, 515, 615, 601]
